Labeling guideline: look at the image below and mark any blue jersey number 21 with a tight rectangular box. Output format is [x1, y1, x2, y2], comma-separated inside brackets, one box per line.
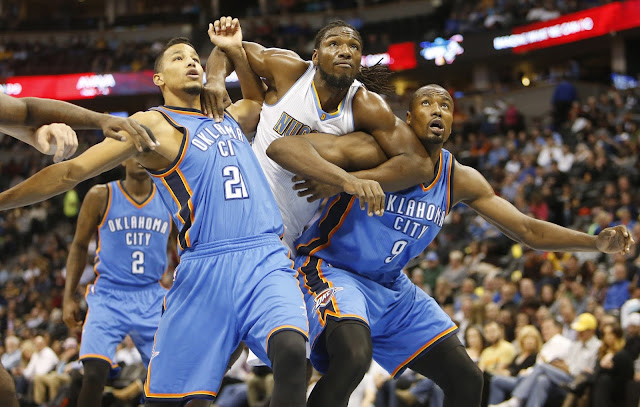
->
[223, 166, 249, 199]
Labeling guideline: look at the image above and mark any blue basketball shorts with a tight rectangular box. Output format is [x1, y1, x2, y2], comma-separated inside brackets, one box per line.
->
[144, 234, 308, 403]
[296, 255, 457, 378]
[80, 281, 167, 368]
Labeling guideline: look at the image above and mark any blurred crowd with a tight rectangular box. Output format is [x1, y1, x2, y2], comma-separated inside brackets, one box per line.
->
[0, 0, 616, 76]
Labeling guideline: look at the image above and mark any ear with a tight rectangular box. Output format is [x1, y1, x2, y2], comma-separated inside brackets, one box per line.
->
[312, 50, 318, 66]
[406, 111, 411, 125]
[153, 73, 164, 87]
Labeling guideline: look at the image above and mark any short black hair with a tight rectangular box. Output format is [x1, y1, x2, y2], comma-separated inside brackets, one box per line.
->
[410, 84, 453, 109]
[313, 20, 362, 50]
[154, 37, 196, 73]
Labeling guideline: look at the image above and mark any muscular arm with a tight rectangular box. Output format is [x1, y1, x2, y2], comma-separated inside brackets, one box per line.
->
[455, 162, 611, 252]
[0, 131, 137, 210]
[351, 90, 433, 191]
[267, 131, 387, 187]
[64, 185, 105, 303]
[0, 93, 156, 152]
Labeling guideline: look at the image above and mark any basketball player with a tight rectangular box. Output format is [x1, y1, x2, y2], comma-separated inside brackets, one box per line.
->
[63, 158, 174, 407]
[0, 32, 346, 407]
[205, 17, 431, 252]
[0, 93, 157, 407]
[265, 85, 635, 407]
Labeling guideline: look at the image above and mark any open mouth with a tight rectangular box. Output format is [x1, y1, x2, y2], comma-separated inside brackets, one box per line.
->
[429, 118, 445, 135]
[186, 69, 200, 79]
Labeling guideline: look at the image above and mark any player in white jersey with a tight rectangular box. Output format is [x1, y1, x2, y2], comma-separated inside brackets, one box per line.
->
[0, 93, 156, 407]
[205, 18, 432, 253]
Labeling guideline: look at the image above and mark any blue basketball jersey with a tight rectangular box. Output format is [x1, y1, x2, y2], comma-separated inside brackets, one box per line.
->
[94, 181, 172, 288]
[296, 149, 455, 284]
[147, 106, 284, 254]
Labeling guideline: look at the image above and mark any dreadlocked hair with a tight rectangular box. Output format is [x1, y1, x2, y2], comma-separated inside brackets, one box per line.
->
[314, 20, 394, 96]
[357, 62, 394, 96]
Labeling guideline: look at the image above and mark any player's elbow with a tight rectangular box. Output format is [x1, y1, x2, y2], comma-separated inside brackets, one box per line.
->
[266, 138, 289, 164]
[59, 161, 86, 190]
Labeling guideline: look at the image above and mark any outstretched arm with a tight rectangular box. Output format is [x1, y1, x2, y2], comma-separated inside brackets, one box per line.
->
[456, 163, 634, 253]
[0, 133, 137, 211]
[63, 185, 105, 329]
[0, 93, 157, 152]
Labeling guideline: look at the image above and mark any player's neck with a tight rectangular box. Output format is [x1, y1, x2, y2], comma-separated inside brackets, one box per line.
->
[424, 144, 443, 170]
[312, 76, 349, 113]
[122, 177, 153, 201]
[162, 92, 202, 111]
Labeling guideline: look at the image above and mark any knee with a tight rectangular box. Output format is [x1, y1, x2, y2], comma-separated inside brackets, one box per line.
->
[81, 360, 109, 386]
[462, 361, 484, 393]
[535, 375, 551, 389]
[268, 330, 307, 368]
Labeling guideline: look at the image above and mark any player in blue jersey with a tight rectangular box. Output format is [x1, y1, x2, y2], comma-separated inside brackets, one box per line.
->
[0, 93, 157, 407]
[265, 84, 635, 407]
[62, 158, 175, 407]
[0, 23, 383, 406]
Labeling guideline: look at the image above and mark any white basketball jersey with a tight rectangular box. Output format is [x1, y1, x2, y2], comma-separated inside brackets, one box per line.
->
[253, 62, 363, 253]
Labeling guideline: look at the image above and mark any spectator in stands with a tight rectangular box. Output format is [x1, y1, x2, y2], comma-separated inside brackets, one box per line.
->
[604, 262, 631, 312]
[488, 317, 570, 405]
[590, 322, 634, 407]
[32, 336, 79, 405]
[1, 336, 21, 372]
[479, 321, 517, 375]
[441, 250, 467, 289]
[491, 313, 600, 407]
[465, 325, 487, 364]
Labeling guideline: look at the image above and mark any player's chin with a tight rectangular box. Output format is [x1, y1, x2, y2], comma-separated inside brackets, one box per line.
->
[184, 84, 203, 96]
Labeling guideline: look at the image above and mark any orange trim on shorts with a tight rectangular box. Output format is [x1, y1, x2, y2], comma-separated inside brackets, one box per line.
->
[391, 325, 458, 377]
[79, 354, 119, 369]
[144, 389, 218, 399]
[421, 150, 444, 192]
[265, 325, 309, 353]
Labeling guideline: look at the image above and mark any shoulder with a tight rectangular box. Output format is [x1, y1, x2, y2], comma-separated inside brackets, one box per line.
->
[83, 184, 109, 207]
[130, 110, 169, 129]
[352, 88, 396, 130]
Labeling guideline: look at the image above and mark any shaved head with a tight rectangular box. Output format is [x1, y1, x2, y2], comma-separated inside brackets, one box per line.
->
[411, 85, 453, 110]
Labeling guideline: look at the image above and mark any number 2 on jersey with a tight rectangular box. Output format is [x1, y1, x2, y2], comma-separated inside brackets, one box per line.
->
[132, 250, 145, 274]
[385, 240, 407, 264]
[223, 165, 249, 199]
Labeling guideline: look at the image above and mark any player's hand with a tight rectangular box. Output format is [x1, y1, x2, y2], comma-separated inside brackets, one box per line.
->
[208, 17, 243, 51]
[292, 175, 342, 202]
[596, 225, 635, 254]
[63, 298, 83, 329]
[202, 81, 232, 122]
[342, 176, 385, 217]
[33, 123, 79, 163]
[99, 115, 159, 152]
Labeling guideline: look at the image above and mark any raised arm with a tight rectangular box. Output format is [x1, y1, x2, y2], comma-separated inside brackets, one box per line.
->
[351, 89, 433, 190]
[63, 184, 106, 328]
[207, 17, 264, 133]
[0, 93, 157, 153]
[455, 162, 634, 253]
[203, 18, 307, 120]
